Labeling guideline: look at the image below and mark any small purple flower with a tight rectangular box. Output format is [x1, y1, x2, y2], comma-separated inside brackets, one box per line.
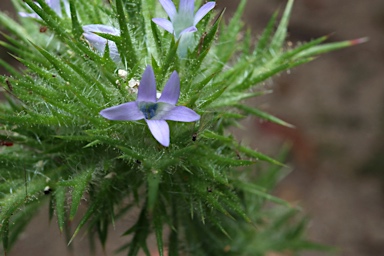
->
[152, 0, 215, 39]
[82, 25, 121, 63]
[100, 66, 200, 147]
[19, 0, 70, 19]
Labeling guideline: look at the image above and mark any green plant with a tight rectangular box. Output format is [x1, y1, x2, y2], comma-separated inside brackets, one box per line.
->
[0, 0, 363, 254]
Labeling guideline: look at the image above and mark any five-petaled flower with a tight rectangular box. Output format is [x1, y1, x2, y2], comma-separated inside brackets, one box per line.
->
[152, 0, 215, 39]
[19, 0, 70, 19]
[100, 66, 200, 147]
[82, 25, 121, 63]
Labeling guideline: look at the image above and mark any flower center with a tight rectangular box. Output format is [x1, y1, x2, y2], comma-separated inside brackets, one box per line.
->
[173, 13, 194, 38]
[139, 102, 158, 119]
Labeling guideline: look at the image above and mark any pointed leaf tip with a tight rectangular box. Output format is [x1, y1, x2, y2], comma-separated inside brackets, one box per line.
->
[349, 37, 369, 45]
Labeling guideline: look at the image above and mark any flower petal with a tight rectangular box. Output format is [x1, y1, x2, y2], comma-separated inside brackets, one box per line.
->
[162, 106, 200, 122]
[63, 0, 71, 16]
[48, 0, 62, 15]
[146, 119, 170, 147]
[152, 18, 174, 34]
[107, 42, 121, 63]
[179, 0, 194, 15]
[137, 66, 157, 103]
[158, 71, 180, 105]
[158, 0, 177, 20]
[194, 2, 215, 25]
[82, 24, 120, 36]
[100, 102, 144, 121]
[18, 12, 40, 19]
[83, 32, 107, 53]
[179, 26, 197, 36]
[82, 25, 121, 63]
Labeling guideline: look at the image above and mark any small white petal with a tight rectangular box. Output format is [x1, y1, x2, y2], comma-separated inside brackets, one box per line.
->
[118, 69, 128, 79]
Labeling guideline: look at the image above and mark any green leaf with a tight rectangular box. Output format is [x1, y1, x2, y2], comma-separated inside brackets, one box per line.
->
[233, 58, 312, 91]
[0, 12, 31, 42]
[233, 181, 289, 206]
[1, 218, 9, 253]
[147, 171, 161, 213]
[295, 37, 368, 59]
[168, 199, 179, 256]
[198, 86, 228, 109]
[236, 144, 284, 166]
[55, 186, 66, 232]
[127, 206, 151, 256]
[115, 0, 137, 68]
[69, 169, 93, 220]
[69, 0, 82, 38]
[153, 211, 164, 256]
[68, 202, 97, 245]
[280, 36, 327, 60]
[159, 38, 179, 84]
[209, 92, 266, 108]
[236, 104, 294, 128]
[30, 43, 99, 112]
[254, 11, 278, 58]
[270, 0, 294, 53]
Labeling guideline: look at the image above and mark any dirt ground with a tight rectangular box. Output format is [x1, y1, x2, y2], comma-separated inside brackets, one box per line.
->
[1, 0, 384, 255]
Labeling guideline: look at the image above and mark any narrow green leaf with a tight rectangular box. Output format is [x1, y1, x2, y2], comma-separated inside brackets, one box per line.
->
[254, 11, 278, 57]
[160, 39, 179, 84]
[233, 181, 289, 206]
[69, 169, 93, 220]
[68, 203, 97, 245]
[168, 199, 179, 256]
[153, 212, 164, 256]
[69, 0, 83, 38]
[147, 171, 161, 213]
[0, 12, 31, 42]
[1, 218, 9, 253]
[184, 9, 225, 90]
[236, 144, 283, 166]
[127, 206, 150, 256]
[233, 59, 311, 91]
[117, 145, 143, 161]
[209, 92, 265, 108]
[270, 0, 294, 53]
[0, 58, 22, 78]
[115, 0, 137, 68]
[96, 218, 109, 248]
[55, 186, 66, 232]
[295, 37, 368, 59]
[31, 43, 99, 112]
[201, 130, 232, 143]
[192, 9, 224, 58]
[280, 36, 327, 60]
[198, 86, 228, 109]
[150, 20, 163, 57]
[236, 104, 294, 128]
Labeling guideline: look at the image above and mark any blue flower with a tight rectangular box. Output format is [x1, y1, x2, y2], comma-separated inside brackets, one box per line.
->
[100, 66, 200, 147]
[82, 25, 121, 63]
[152, 0, 215, 39]
[19, 0, 70, 18]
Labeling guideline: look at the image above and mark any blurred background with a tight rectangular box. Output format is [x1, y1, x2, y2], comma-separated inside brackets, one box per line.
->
[1, 0, 384, 255]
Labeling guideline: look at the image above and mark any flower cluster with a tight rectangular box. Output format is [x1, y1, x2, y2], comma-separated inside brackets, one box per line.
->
[22, 0, 215, 147]
[83, 0, 214, 146]
[100, 66, 200, 147]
